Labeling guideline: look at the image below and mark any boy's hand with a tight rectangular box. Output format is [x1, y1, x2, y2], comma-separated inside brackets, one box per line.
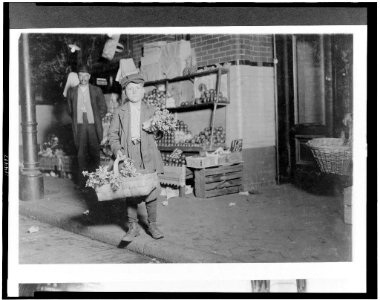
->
[142, 119, 152, 131]
[117, 150, 126, 160]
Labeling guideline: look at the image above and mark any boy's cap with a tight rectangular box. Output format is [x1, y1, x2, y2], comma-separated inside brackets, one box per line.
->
[77, 65, 91, 74]
[120, 73, 145, 88]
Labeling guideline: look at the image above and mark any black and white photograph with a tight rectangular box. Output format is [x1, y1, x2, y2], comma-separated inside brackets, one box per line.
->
[4, 3, 371, 297]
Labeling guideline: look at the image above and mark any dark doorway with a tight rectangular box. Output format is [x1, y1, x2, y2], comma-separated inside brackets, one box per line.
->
[275, 34, 353, 194]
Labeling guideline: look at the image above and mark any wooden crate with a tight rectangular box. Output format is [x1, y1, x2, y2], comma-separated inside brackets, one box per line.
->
[217, 151, 243, 165]
[61, 156, 77, 172]
[39, 155, 77, 173]
[39, 156, 58, 171]
[194, 163, 243, 198]
[186, 155, 219, 169]
[158, 165, 186, 187]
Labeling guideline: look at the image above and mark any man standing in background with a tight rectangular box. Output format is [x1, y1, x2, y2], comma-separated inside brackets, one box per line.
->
[66, 65, 107, 190]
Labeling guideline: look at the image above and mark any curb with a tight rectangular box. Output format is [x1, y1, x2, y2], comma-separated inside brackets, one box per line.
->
[20, 203, 242, 263]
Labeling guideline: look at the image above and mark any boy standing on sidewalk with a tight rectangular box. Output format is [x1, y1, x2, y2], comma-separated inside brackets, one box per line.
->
[108, 73, 164, 242]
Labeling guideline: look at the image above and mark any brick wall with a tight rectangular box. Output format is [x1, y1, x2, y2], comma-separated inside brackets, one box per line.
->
[131, 34, 273, 67]
[191, 34, 273, 66]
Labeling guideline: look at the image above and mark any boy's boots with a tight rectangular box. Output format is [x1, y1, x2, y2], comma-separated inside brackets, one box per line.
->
[147, 222, 164, 239]
[121, 222, 140, 242]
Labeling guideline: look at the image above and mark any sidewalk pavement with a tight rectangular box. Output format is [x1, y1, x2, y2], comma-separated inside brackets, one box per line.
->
[19, 177, 351, 263]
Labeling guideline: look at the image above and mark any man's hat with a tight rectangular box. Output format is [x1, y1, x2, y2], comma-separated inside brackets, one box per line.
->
[78, 65, 91, 74]
[120, 73, 145, 88]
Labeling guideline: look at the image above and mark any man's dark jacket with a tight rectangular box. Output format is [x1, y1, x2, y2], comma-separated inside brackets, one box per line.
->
[66, 84, 107, 148]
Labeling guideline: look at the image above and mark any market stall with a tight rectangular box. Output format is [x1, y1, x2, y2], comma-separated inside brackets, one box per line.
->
[26, 32, 285, 202]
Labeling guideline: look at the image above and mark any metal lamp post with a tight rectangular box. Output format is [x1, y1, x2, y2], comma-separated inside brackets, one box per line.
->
[19, 33, 44, 201]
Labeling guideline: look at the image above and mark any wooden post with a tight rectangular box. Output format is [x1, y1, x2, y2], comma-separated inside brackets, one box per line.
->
[194, 168, 206, 198]
[179, 186, 186, 197]
[209, 68, 222, 150]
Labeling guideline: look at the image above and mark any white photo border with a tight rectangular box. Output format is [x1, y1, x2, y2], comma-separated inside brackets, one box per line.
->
[8, 25, 367, 295]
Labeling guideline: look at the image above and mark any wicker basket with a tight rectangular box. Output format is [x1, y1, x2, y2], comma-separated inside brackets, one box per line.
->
[306, 138, 352, 176]
[94, 158, 159, 202]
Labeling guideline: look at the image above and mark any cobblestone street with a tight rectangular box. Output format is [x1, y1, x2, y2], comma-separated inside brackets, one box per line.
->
[19, 215, 162, 264]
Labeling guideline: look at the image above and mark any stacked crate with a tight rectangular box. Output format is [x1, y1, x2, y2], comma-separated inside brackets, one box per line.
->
[158, 165, 186, 187]
[61, 156, 77, 173]
[193, 162, 243, 198]
[39, 157, 59, 172]
[39, 155, 77, 173]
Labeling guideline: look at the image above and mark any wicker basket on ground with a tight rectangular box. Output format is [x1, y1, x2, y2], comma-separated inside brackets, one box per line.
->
[306, 138, 352, 176]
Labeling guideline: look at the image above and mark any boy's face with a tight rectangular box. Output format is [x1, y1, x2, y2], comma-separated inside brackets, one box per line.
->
[78, 72, 91, 86]
[125, 82, 145, 103]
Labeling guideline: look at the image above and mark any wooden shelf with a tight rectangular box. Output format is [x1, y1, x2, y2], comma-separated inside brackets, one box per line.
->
[158, 144, 226, 153]
[144, 68, 229, 86]
[166, 102, 229, 112]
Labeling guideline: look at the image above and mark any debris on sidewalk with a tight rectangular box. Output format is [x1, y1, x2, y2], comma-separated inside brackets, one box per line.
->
[82, 210, 90, 215]
[27, 226, 39, 233]
[248, 188, 261, 195]
[185, 185, 193, 195]
[149, 258, 161, 263]
[239, 191, 249, 196]
[162, 200, 169, 206]
[50, 171, 58, 177]
[166, 187, 179, 199]
[228, 202, 236, 207]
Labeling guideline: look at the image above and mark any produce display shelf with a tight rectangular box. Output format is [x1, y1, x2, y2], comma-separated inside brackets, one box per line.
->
[144, 68, 229, 86]
[166, 102, 229, 112]
[158, 144, 226, 153]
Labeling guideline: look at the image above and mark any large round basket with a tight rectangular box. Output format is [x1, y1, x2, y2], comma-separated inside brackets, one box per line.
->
[94, 158, 159, 201]
[306, 138, 352, 176]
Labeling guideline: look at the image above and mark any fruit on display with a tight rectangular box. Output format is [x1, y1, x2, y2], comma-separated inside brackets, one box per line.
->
[161, 150, 187, 167]
[157, 122, 226, 148]
[39, 134, 63, 157]
[143, 109, 177, 134]
[157, 120, 194, 147]
[195, 89, 228, 105]
[179, 89, 228, 107]
[142, 89, 167, 109]
[191, 126, 226, 147]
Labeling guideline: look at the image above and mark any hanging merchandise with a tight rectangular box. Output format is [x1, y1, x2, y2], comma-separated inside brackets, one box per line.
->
[141, 40, 197, 81]
[115, 58, 139, 83]
[182, 49, 198, 76]
[140, 41, 167, 81]
[102, 34, 124, 61]
[62, 72, 79, 97]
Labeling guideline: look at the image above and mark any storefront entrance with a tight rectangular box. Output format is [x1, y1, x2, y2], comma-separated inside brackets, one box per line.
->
[275, 34, 352, 193]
